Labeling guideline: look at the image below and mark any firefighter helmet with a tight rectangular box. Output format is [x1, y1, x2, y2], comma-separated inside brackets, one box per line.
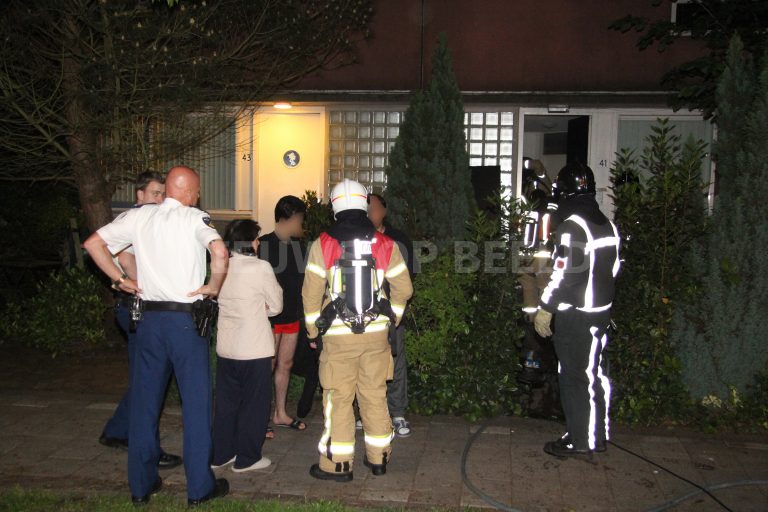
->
[330, 179, 369, 217]
[553, 162, 596, 201]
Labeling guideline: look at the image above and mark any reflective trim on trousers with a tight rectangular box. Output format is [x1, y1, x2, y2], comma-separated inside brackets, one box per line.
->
[322, 441, 355, 456]
[597, 331, 611, 441]
[318, 390, 333, 457]
[364, 431, 394, 448]
[586, 327, 600, 451]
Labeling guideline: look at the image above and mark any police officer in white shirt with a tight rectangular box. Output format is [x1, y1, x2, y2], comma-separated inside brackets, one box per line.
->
[98, 171, 182, 471]
[84, 166, 230, 507]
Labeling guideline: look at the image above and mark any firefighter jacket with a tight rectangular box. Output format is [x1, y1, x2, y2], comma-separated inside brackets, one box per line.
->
[303, 231, 413, 339]
[540, 206, 620, 314]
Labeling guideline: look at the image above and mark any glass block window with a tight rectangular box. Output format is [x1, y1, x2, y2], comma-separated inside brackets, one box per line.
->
[328, 110, 405, 194]
[328, 108, 516, 194]
[464, 111, 515, 189]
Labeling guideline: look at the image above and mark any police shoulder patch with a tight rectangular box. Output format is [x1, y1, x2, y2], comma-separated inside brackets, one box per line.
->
[191, 206, 214, 227]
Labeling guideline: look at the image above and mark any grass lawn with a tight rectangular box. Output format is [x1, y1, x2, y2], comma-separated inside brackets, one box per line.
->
[0, 487, 373, 512]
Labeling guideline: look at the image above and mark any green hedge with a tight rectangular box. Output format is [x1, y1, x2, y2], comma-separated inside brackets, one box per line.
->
[610, 115, 767, 431]
[608, 118, 708, 424]
[406, 206, 525, 421]
[0, 266, 108, 356]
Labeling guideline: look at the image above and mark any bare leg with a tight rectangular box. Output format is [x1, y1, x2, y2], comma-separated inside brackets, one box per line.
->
[272, 332, 282, 372]
[272, 332, 303, 428]
[264, 331, 282, 439]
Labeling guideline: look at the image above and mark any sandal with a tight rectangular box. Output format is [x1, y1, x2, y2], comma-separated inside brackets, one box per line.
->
[274, 419, 307, 431]
[265, 426, 275, 440]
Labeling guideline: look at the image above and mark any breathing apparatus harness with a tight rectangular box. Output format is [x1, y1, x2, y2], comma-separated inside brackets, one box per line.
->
[315, 236, 396, 336]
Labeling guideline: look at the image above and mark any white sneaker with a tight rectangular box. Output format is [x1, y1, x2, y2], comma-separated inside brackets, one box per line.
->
[392, 417, 411, 438]
[231, 457, 271, 473]
[210, 456, 236, 469]
[355, 419, 363, 430]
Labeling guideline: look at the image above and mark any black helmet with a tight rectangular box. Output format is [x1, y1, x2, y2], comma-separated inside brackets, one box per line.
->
[553, 161, 596, 201]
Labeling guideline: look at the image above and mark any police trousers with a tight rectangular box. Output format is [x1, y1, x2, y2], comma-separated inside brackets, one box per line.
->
[129, 311, 215, 500]
[103, 303, 166, 452]
[317, 333, 395, 472]
[553, 308, 612, 451]
[102, 303, 133, 441]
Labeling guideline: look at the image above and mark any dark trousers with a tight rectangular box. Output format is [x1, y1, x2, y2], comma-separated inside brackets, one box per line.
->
[212, 356, 272, 469]
[129, 311, 214, 500]
[102, 304, 133, 440]
[386, 324, 408, 417]
[103, 305, 166, 453]
[293, 327, 320, 419]
[553, 309, 612, 451]
[297, 370, 319, 419]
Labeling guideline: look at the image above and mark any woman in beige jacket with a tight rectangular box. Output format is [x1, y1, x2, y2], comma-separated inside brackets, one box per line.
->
[212, 220, 283, 473]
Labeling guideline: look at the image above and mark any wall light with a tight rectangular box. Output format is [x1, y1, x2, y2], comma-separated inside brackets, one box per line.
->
[547, 104, 569, 113]
[273, 102, 292, 110]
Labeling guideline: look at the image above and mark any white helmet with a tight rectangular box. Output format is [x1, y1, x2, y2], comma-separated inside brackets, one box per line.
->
[330, 179, 369, 217]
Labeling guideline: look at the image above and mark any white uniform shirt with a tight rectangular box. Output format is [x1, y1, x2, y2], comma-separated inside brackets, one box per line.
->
[111, 245, 134, 275]
[97, 198, 221, 303]
[109, 205, 137, 274]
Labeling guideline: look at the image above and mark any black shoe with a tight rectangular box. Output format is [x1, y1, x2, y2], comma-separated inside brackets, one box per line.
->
[309, 463, 353, 482]
[99, 433, 129, 450]
[544, 439, 593, 459]
[187, 478, 229, 507]
[131, 477, 162, 507]
[556, 433, 607, 453]
[363, 455, 387, 476]
[158, 452, 182, 469]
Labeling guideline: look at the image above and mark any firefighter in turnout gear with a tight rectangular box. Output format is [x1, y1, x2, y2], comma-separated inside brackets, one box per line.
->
[534, 162, 621, 459]
[518, 186, 556, 388]
[303, 179, 413, 482]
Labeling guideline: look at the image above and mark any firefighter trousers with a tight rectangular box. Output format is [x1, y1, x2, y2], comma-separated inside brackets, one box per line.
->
[553, 309, 612, 451]
[317, 333, 394, 472]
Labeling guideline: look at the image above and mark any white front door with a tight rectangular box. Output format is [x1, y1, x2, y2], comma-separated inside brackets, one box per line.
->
[253, 107, 327, 233]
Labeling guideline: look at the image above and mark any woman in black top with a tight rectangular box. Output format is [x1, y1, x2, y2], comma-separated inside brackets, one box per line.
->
[258, 195, 308, 432]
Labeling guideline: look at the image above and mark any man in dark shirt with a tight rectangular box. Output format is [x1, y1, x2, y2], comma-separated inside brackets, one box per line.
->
[367, 193, 414, 437]
[259, 195, 308, 432]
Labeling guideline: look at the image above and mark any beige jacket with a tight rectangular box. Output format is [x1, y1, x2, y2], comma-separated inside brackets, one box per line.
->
[216, 253, 283, 360]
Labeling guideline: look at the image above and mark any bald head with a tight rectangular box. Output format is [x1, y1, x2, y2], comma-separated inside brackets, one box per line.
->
[165, 166, 201, 206]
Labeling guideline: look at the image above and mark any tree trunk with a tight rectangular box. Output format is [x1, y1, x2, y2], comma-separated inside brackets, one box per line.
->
[62, 12, 113, 233]
[72, 153, 113, 233]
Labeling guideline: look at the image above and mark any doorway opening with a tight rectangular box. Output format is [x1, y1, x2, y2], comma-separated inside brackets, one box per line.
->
[521, 114, 590, 189]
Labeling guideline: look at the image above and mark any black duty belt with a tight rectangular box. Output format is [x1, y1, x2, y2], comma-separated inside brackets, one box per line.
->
[115, 293, 135, 308]
[143, 301, 195, 313]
